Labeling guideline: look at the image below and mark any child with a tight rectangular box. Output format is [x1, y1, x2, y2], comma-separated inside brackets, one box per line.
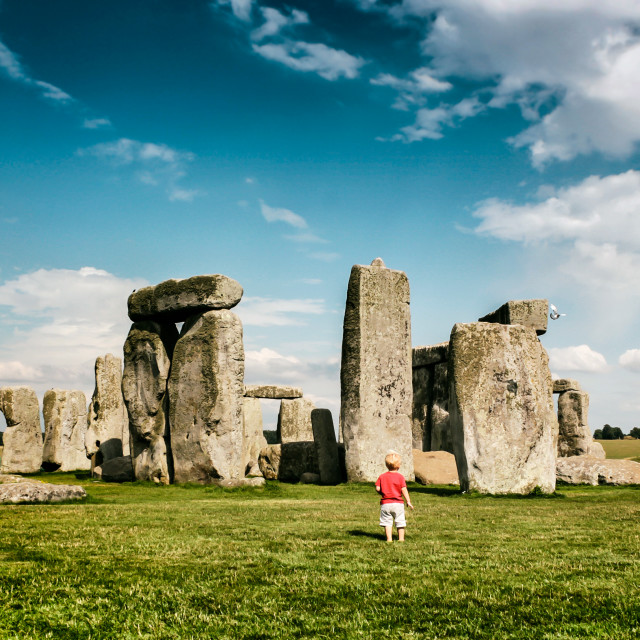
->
[375, 451, 414, 542]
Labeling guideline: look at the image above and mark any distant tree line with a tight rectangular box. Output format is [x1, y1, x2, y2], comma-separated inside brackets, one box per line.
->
[593, 425, 640, 440]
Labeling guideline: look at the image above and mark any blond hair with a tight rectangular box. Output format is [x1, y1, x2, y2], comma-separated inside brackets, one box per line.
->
[385, 451, 401, 470]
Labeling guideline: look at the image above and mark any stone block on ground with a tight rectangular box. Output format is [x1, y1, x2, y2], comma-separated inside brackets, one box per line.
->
[277, 397, 316, 443]
[169, 310, 244, 484]
[449, 322, 557, 494]
[93, 455, 134, 483]
[479, 299, 548, 336]
[128, 274, 243, 323]
[556, 457, 640, 485]
[243, 397, 267, 476]
[258, 442, 319, 482]
[412, 449, 459, 485]
[42, 389, 90, 472]
[85, 354, 130, 464]
[311, 409, 341, 485]
[0, 475, 86, 504]
[122, 321, 178, 484]
[0, 386, 43, 474]
[557, 390, 592, 457]
[340, 258, 414, 482]
[244, 385, 303, 399]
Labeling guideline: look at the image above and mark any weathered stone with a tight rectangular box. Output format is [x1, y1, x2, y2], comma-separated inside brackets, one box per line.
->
[300, 472, 321, 484]
[243, 397, 267, 476]
[122, 321, 178, 484]
[340, 259, 414, 482]
[589, 441, 606, 459]
[277, 397, 316, 443]
[311, 408, 341, 485]
[128, 274, 243, 323]
[0, 387, 42, 474]
[556, 456, 640, 485]
[479, 299, 549, 336]
[0, 475, 86, 504]
[244, 385, 303, 399]
[449, 322, 557, 494]
[169, 310, 244, 484]
[412, 342, 449, 368]
[258, 442, 319, 482]
[85, 354, 129, 465]
[42, 390, 90, 472]
[553, 378, 581, 393]
[411, 365, 431, 450]
[429, 362, 452, 453]
[412, 450, 459, 486]
[93, 455, 134, 483]
[557, 390, 592, 457]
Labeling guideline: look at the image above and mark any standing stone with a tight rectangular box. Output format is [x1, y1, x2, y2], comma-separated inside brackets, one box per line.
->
[557, 390, 597, 457]
[340, 258, 414, 482]
[169, 309, 244, 484]
[311, 409, 341, 485]
[258, 442, 319, 482]
[42, 390, 90, 472]
[277, 397, 316, 443]
[243, 397, 267, 476]
[411, 364, 431, 450]
[449, 322, 557, 494]
[85, 354, 130, 464]
[429, 362, 452, 453]
[0, 387, 42, 474]
[479, 299, 549, 336]
[122, 321, 178, 484]
[128, 274, 243, 323]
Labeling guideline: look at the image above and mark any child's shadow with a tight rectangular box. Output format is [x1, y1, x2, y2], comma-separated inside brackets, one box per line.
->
[347, 529, 386, 540]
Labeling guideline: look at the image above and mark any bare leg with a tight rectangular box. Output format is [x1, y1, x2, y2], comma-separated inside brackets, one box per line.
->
[398, 527, 405, 542]
[384, 525, 393, 542]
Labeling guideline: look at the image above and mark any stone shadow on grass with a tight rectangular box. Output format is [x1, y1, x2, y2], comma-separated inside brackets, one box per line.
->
[409, 485, 461, 497]
[347, 529, 386, 540]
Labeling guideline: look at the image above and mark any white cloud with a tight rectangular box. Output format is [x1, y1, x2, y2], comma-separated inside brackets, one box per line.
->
[33, 80, 73, 104]
[473, 170, 640, 291]
[168, 187, 204, 203]
[0, 268, 147, 399]
[237, 296, 328, 327]
[371, 67, 452, 110]
[259, 199, 308, 229]
[214, 0, 255, 21]
[548, 345, 609, 373]
[253, 41, 365, 81]
[619, 349, 640, 373]
[0, 40, 26, 80]
[251, 7, 309, 42]
[284, 232, 328, 244]
[82, 117, 112, 130]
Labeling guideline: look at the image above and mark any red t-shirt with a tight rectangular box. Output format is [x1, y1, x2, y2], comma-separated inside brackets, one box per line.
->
[375, 471, 406, 504]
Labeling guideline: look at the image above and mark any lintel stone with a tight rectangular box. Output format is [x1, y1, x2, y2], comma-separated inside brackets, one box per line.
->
[244, 385, 303, 399]
[412, 342, 449, 368]
[553, 378, 582, 394]
[479, 299, 548, 336]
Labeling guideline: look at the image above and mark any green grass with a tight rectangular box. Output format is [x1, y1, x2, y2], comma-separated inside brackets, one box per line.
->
[596, 439, 640, 462]
[1, 476, 639, 639]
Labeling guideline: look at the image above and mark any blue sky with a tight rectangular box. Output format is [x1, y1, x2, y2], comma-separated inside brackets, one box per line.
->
[1, 0, 640, 433]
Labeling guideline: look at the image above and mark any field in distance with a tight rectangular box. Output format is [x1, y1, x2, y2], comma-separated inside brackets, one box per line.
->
[596, 438, 640, 462]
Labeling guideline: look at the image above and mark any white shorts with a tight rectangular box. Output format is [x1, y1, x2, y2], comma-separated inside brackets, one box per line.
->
[379, 503, 406, 528]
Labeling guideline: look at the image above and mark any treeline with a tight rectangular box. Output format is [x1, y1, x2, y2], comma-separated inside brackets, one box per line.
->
[593, 425, 640, 440]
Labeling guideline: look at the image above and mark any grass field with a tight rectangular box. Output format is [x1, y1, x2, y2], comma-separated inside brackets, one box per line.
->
[596, 439, 640, 462]
[1, 475, 639, 639]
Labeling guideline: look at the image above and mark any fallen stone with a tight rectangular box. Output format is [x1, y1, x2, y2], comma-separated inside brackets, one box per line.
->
[169, 310, 244, 484]
[93, 455, 134, 483]
[557, 390, 592, 457]
[258, 442, 319, 483]
[412, 450, 459, 485]
[449, 322, 557, 494]
[277, 397, 316, 443]
[340, 258, 414, 482]
[42, 390, 90, 472]
[412, 342, 449, 368]
[553, 378, 581, 393]
[122, 321, 178, 484]
[243, 397, 267, 476]
[0, 386, 43, 474]
[244, 385, 303, 399]
[0, 476, 86, 504]
[300, 472, 321, 484]
[214, 477, 266, 488]
[128, 274, 243, 322]
[86, 354, 130, 463]
[556, 457, 640, 485]
[479, 299, 548, 336]
[311, 409, 341, 485]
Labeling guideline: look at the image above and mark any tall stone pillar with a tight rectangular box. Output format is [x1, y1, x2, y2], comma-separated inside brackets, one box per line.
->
[122, 321, 178, 484]
[277, 397, 316, 443]
[0, 386, 42, 474]
[168, 309, 245, 484]
[243, 397, 266, 476]
[311, 408, 341, 485]
[340, 258, 414, 482]
[42, 389, 90, 472]
[85, 354, 130, 464]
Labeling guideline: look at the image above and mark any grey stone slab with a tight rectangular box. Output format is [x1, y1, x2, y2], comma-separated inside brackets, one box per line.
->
[412, 342, 449, 368]
[479, 299, 548, 336]
[243, 397, 266, 476]
[244, 385, 303, 399]
[311, 408, 341, 485]
[557, 390, 592, 457]
[0, 387, 42, 474]
[128, 274, 243, 322]
[258, 442, 319, 482]
[553, 378, 581, 393]
[556, 456, 640, 485]
[277, 397, 315, 443]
